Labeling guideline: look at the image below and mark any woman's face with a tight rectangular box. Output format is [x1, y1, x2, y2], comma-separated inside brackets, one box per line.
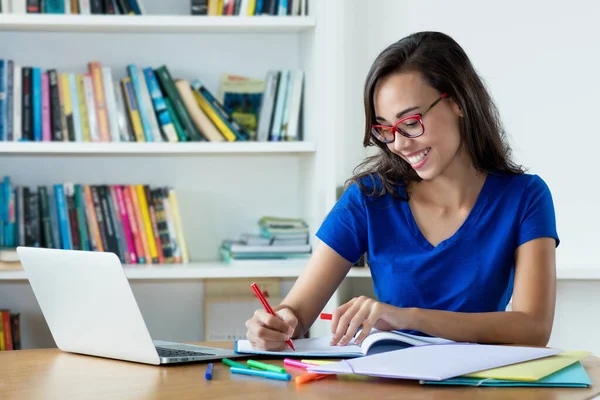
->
[373, 71, 464, 181]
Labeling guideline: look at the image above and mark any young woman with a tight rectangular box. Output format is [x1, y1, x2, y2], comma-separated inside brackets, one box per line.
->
[245, 31, 559, 350]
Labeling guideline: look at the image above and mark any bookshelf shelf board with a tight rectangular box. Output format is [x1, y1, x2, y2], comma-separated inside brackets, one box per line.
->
[0, 260, 372, 280]
[0, 14, 316, 34]
[0, 141, 317, 155]
[1, 264, 598, 281]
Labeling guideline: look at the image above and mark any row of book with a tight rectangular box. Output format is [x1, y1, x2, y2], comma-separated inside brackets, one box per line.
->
[0, 177, 190, 265]
[220, 216, 311, 262]
[0, 59, 304, 143]
[0, 0, 145, 14]
[191, 0, 308, 16]
[0, 310, 20, 351]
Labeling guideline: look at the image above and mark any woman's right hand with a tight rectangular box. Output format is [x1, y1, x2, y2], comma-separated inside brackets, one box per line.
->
[245, 308, 299, 351]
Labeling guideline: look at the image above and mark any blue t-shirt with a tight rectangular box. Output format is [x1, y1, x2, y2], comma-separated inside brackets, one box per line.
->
[316, 172, 559, 314]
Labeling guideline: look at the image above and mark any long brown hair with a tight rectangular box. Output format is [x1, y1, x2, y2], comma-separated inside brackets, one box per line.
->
[348, 31, 523, 199]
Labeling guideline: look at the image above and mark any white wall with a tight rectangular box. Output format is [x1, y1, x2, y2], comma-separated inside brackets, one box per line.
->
[336, 0, 600, 354]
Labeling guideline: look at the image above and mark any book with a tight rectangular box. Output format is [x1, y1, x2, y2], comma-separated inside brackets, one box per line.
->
[234, 329, 454, 357]
[420, 361, 592, 388]
[463, 349, 591, 381]
[307, 344, 562, 381]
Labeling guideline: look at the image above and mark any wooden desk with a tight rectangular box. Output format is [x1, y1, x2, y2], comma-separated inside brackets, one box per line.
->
[1, 342, 599, 400]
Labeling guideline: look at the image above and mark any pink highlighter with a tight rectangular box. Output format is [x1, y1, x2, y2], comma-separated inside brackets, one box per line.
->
[283, 358, 318, 369]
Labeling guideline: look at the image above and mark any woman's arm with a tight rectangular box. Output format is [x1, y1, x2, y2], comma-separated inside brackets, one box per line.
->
[334, 237, 557, 347]
[275, 240, 354, 339]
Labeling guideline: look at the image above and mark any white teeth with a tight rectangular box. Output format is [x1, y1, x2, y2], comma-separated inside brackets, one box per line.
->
[407, 148, 430, 164]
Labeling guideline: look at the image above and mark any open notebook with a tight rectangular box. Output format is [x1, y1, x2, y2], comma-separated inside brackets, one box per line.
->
[234, 329, 454, 357]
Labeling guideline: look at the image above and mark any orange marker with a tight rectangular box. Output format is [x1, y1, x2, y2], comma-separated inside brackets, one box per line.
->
[295, 372, 332, 385]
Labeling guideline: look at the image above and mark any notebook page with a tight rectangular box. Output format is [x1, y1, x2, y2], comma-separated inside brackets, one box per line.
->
[235, 336, 364, 357]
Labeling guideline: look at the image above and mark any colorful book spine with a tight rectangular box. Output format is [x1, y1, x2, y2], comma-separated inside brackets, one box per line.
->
[122, 185, 144, 263]
[54, 183, 72, 250]
[269, 69, 290, 141]
[128, 185, 151, 263]
[101, 67, 120, 142]
[115, 185, 137, 264]
[0, 60, 6, 141]
[6, 60, 14, 141]
[137, 68, 162, 142]
[121, 77, 145, 142]
[32, 67, 43, 141]
[127, 64, 153, 142]
[82, 74, 100, 141]
[21, 67, 32, 141]
[143, 67, 178, 142]
[89, 61, 111, 142]
[12, 64, 22, 141]
[136, 185, 158, 263]
[76, 74, 91, 142]
[83, 185, 102, 252]
[68, 73, 83, 142]
[146, 187, 164, 264]
[41, 72, 51, 142]
[167, 189, 189, 263]
[74, 184, 90, 251]
[47, 69, 63, 141]
[60, 73, 74, 141]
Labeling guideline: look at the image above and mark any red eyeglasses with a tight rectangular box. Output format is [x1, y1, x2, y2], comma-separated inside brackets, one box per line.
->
[371, 93, 448, 143]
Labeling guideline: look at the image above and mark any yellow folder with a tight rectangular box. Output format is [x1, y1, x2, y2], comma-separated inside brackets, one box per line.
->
[464, 350, 591, 381]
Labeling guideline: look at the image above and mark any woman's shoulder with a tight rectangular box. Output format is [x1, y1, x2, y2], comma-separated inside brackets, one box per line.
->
[344, 173, 408, 201]
[489, 170, 552, 195]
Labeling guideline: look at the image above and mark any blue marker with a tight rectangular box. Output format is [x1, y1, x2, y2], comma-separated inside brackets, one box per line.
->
[205, 363, 214, 380]
[229, 367, 291, 381]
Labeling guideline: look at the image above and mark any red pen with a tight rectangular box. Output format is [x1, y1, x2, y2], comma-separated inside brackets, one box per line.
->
[250, 282, 295, 351]
[320, 313, 333, 320]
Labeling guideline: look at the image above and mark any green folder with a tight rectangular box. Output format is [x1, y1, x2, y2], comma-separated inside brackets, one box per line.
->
[420, 362, 591, 387]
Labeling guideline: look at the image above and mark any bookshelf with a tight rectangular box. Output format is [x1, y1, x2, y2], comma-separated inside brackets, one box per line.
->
[0, 0, 347, 348]
[0, 14, 316, 34]
[0, 141, 317, 154]
[2, 263, 599, 281]
[0, 261, 373, 280]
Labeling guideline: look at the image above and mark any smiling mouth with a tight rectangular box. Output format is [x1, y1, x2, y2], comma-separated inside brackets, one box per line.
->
[406, 148, 431, 164]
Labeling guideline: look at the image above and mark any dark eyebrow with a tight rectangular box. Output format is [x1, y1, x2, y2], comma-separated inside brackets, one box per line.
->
[375, 106, 420, 123]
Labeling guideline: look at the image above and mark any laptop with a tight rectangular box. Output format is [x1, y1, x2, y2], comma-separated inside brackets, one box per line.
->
[17, 246, 242, 365]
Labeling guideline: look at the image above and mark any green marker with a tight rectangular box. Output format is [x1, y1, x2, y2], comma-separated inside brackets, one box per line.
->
[222, 358, 250, 369]
[247, 359, 286, 374]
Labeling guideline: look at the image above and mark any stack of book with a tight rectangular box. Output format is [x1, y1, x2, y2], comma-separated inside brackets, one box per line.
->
[0, 308, 20, 351]
[0, 58, 304, 143]
[191, 0, 308, 16]
[0, 176, 190, 265]
[220, 216, 311, 262]
[0, 0, 145, 14]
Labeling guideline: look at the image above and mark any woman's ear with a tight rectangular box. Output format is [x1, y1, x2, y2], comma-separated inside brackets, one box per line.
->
[450, 99, 464, 118]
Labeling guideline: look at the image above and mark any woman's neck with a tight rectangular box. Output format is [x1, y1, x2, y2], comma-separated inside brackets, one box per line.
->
[408, 149, 487, 209]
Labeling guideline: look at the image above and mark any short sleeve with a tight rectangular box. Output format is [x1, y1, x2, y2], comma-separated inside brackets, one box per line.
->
[315, 183, 368, 263]
[517, 175, 560, 248]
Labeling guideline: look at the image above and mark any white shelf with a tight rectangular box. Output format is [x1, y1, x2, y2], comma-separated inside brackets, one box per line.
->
[0, 260, 371, 281]
[0, 14, 316, 34]
[3, 263, 600, 281]
[0, 141, 316, 155]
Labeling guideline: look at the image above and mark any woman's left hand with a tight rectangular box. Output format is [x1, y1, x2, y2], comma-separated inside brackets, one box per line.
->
[330, 296, 408, 346]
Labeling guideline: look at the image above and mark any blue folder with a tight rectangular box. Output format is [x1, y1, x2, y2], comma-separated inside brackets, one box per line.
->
[421, 361, 591, 387]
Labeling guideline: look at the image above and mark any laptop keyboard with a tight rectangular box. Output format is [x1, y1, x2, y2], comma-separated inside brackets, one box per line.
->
[156, 347, 216, 358]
